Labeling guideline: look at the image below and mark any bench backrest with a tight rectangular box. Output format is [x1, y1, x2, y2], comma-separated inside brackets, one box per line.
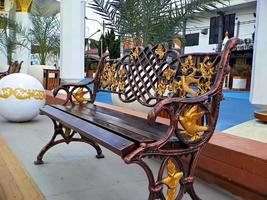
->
[6, 61, 23, 74]
[93, 38, 238, 107]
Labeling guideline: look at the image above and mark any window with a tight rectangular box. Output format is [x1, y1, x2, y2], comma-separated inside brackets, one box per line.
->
[209, 16, 220, 44]
[185, 33, 199, 46]
[209, 13, 236, 44]
[224, 14, 235, 38]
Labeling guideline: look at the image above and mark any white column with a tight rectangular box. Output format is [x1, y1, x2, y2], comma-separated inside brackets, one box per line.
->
[250, 0, 267, 108]
[15, 12, 31, 73]
[60, 0, 85, 82]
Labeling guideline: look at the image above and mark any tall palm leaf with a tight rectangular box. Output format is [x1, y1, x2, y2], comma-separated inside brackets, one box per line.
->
[90, 0, 228, 45]
[0, 16, 27, 65]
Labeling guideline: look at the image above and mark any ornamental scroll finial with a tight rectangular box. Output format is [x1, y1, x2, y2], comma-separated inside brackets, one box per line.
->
[162, 159, 183, 200]
[179, 105, 209, 142]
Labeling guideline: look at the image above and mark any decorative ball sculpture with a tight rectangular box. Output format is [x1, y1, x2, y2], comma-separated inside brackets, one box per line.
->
[0, 73, 45, 122]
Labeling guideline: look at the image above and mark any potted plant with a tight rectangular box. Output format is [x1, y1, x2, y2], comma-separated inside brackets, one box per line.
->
[85, 58, 98, 78]
[27, 6, 60, 65]
[231, 64, 250, 90]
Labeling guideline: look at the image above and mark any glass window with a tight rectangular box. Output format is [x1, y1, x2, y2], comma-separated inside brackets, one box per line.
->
[185, 33, 199, 46]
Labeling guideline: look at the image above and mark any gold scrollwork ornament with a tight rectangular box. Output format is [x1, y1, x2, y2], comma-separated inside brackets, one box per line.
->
[0, 88, 45, 100]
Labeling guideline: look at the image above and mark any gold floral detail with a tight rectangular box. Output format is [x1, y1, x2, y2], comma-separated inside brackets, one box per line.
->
[117, 67, 126, 92]
[199, 57, 214, 79]
[162, 159, 183, 200]
[198, 56, 215, 95]
[179, 72, 199, 97]
[168, 80, 181, 96]
[179, 105, 209, 142]
[101, 62, 117, 89]
[130, 47, 141, 61]
[156, 80, 167, 96]
[163, 67, 176, 81]
[181, 55, 194, 74]
[0, 88, 45, 100]
[73, 88, 91, 103]
[155, 44, 165, 60]
[100, 62, 126, 92]
[156, 67, 177, 97]
[156, 55, 217, 97]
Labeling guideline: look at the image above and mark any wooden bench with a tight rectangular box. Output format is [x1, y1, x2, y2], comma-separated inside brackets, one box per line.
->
[35, 38, 239, 200]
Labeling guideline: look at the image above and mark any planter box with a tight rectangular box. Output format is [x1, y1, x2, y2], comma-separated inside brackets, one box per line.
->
[232, 76, 247, 90]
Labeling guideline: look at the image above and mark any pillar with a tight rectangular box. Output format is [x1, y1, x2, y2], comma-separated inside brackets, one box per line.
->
[15, 12, 31, 73]
[60, 0, 85, 82]
[14, 0, 32, 73]
[250, 0, 267, 108]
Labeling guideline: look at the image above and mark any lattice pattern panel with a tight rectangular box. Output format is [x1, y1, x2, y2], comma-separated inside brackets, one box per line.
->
[99, 45, 221, 107]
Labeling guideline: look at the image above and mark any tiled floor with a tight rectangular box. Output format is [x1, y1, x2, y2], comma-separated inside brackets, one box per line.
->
[217, 90, 257, 131]
[0, 115, 241, 200]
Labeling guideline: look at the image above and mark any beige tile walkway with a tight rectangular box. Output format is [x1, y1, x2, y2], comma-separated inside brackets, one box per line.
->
[223, 119, 267, 143]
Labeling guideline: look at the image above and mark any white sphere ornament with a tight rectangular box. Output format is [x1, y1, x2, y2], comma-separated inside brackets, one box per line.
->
[0, 73, 46, 122]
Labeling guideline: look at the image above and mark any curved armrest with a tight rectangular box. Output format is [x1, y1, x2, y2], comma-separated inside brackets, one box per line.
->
[52, 79, 94, 98]
[53, 53, 110, 105]
[52, 80, 95, 105]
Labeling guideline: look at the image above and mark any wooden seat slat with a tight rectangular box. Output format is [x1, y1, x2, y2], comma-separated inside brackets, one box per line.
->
[40, 105, 136, 157]
[52, 104, 171, 143]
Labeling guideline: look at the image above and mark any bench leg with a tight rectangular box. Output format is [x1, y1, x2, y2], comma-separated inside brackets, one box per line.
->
[34, 119, 104, 165]
[125, 149, 202, 200]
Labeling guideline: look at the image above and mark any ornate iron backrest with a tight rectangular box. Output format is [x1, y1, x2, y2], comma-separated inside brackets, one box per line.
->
[94, 45, 221, 107]
[53, 38, 239, 146]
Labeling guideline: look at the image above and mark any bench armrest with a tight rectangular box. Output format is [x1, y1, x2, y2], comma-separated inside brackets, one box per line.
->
[143, 89, 223, 154]
[52, 80, 95, 105]
[147, 94, 211, 123]
[53, 53, 110, 105]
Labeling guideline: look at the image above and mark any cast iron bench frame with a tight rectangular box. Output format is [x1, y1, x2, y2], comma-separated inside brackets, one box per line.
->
[34, 38, 239, 200]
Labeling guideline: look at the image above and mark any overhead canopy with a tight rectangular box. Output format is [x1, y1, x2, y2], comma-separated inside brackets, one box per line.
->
[31, 0, 60, 16]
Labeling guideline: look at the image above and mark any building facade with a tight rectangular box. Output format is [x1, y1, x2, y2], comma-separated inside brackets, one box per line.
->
[184, 0, 256, 90]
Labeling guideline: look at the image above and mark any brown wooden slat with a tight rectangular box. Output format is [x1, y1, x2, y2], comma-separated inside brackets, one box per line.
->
[0, 137, 45, 200]
[52, 104, 170, 143]
[40, 106, 136, 157]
